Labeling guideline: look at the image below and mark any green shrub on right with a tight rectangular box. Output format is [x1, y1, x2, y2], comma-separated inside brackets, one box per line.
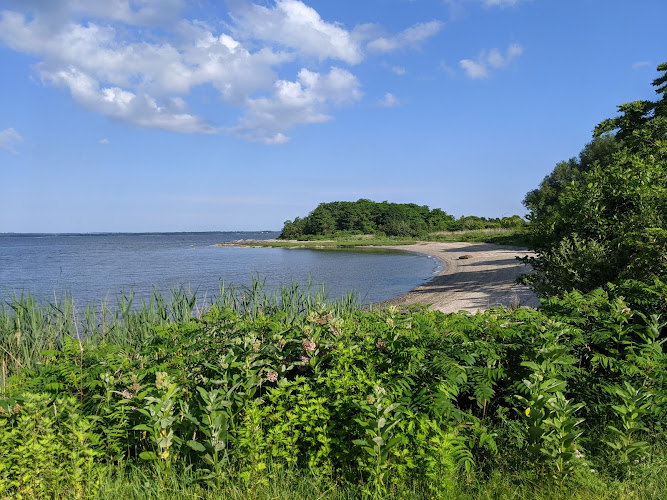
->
[522, 63, 667, 298]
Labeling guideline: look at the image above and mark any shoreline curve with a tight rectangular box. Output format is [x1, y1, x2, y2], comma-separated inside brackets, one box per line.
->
[377, 241, 540, 313]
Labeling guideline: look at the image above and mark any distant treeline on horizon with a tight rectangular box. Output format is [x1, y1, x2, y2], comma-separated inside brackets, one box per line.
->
[279, 199, 525, 239]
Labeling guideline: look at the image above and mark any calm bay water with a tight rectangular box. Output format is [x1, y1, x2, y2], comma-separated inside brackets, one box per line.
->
[0, 232, 442, 307]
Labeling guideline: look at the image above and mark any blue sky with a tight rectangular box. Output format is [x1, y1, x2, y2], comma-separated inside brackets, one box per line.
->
[1, 0, 665, 233]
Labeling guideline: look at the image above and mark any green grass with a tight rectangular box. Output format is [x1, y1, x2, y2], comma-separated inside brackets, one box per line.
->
[425, 227, 530, 246]
[235, 237, 417, 248]
[0, 277, 362, 380]
[40, 455, 667, 499]
[229, 227, 530, 248]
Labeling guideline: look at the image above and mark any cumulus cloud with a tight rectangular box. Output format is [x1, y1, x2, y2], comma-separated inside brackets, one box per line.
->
[99, 138, 110, 145]
[0, 128, 22, 152]
[229, 0, 364, 64]
[460, 43, 523, 79]
[392, 66, 406, 76]
[0, 1, 440, 144]
[41, 66, 216, 133]
[378, 93, 399, 107]
[232, 67, 362, 144]
[367, 20, 443, 53]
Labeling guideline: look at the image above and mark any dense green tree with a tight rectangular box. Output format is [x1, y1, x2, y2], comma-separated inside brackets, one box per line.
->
[523, 63, 667, 297]
[428, 208, 456, 231]
[279, 200, 524, 240]
[279, 200, 457, 239]
[523, 135, 620, 219]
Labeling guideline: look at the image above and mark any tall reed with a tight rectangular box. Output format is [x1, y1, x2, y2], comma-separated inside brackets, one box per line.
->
[0, 277, 362, 383]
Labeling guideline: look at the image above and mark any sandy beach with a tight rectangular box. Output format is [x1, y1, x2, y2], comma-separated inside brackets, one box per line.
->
[379, 242, 540, 313]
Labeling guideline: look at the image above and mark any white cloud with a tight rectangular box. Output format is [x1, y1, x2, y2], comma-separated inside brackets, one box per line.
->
[460, 43, 523, 79]
[632, 61, 651, 70]
[379, 92, 399, 107]
[41, 67, 215, 134]
[0, 128, 22, 152]
[0, 1, 438, 144]
[392, 66, 406, 76]
[367, 20, 443, 53]
[233, 67, 362, 144]
[459, 59, 488, 79]
[99, 138, 110, 145]
[488, 43, 523, 67]
[229, 0, 364, 64]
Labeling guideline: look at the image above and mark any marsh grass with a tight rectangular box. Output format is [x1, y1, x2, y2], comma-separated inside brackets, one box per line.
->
[0, 276, 361, 381]
[235, 237, 416, 248]
[426, 227, 530, 246]
[229, 228, 529, 248]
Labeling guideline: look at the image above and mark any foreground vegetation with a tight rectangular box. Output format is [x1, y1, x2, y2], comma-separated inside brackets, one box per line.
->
[1, 277, 666, 498]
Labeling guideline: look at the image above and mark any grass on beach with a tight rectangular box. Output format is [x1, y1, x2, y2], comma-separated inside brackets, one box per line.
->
[227, 227, 529, 249]
[425, 227, 531, 246]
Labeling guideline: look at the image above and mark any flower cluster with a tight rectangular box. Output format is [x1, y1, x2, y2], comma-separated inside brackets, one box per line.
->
[302, 338, 317, 351]
[266, 371, 278, 383]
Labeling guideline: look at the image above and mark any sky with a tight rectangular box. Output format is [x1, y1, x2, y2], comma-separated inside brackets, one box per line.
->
[0, 0, 665, 233]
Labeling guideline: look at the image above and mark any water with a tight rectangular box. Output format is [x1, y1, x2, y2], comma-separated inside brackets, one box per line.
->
[0, 232, 442, 307]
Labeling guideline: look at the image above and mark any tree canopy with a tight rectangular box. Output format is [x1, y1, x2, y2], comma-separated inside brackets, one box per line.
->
[522, 63, 667, 297]
[279, 200, 524, 239]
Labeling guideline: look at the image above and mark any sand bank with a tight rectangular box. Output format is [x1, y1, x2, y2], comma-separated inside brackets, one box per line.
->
[379, 242, 540, 313]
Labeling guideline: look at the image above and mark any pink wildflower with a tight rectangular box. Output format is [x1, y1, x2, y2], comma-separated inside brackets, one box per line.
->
[302, 338, 317, 351]
[376, 339, 387, 352]
[300, 355, 310, 363]
[266, 371, 278, 383]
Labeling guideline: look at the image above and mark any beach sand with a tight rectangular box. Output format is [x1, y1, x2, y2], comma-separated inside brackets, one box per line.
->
[379, 242, 540, 313]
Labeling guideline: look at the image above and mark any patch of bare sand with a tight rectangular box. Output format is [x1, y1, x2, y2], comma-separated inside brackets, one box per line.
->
[379, 242, 540, 313]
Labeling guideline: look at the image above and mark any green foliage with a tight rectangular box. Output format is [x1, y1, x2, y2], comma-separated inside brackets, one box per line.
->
[426, 227, 530, 246]
[604, 382, 651, 469]
[353, 385, 403, 496]
[523, 135, 620, 219]
[280, 199, 454, 239]
[0, 393, 105, 499]
[515, 342, 585, 481]
[522, 63, 667, 297]
[1, 282, 667, 497]
[279, 199, 526, 240]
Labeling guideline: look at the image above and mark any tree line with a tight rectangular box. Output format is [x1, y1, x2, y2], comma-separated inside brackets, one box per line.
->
[521, 62, 666, 305]
[279, 199, 524, 239]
